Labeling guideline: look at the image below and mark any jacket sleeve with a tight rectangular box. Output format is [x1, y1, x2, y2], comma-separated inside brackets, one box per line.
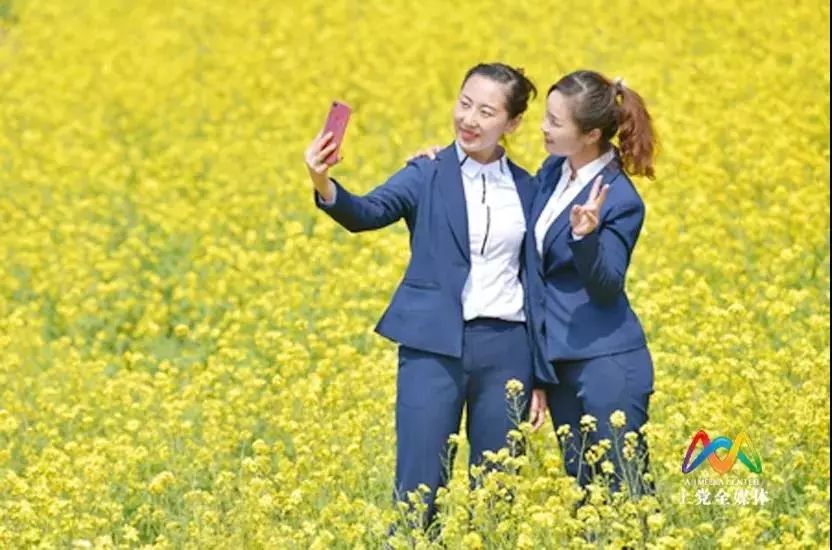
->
[313, 160, 426, 232]
[567, 197, 645, 305]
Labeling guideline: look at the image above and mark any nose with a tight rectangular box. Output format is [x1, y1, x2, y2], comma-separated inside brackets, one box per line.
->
[462, 111, 478, 129]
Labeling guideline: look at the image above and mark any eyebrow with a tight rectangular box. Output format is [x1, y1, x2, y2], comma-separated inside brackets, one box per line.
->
[546, 110, 560, 121]
[461, 94, 499, 112]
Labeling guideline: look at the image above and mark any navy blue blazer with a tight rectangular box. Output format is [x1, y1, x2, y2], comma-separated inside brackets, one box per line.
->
[315, 143, 537, 359]
[525, 153, 648, 385]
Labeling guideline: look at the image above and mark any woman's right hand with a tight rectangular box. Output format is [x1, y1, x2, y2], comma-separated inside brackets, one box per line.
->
[406, 145, 442, 162]
[304, 131, 340, 200]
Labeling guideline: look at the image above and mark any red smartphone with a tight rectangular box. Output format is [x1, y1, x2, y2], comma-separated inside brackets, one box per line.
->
[322, 100, 351, 165]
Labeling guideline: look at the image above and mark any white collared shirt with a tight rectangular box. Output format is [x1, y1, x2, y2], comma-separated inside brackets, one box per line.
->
[534, 149, 616, 257]
[455, 142, 527, 322]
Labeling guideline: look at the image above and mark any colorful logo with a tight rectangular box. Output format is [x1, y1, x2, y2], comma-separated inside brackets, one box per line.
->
[681, 429, 763, 474]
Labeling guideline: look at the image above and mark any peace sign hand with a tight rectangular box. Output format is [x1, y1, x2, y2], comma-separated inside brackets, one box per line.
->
[570, 176, 610, 237]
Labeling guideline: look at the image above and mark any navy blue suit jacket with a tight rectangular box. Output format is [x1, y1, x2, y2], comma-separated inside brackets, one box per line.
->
[525, 153, 648, 385]
[315, 143, 537, 359]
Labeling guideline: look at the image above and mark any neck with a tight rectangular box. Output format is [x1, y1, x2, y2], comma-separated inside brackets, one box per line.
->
[567, 145, 606, 173]
[464, 144, 503, 165]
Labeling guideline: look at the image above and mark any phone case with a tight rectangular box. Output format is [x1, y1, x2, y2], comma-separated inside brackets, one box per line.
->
[322, 101, 351, 165]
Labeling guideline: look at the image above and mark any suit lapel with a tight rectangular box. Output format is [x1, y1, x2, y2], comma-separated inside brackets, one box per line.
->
[508, 159, 535, 225]
[531, 157, 566, 224]
[436, 145, 470, 263]
[541, 181, 590, 256]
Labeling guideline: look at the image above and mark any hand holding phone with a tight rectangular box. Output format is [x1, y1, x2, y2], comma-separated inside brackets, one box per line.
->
[304, 101, 351, 202]
[321, 100, 351, 165]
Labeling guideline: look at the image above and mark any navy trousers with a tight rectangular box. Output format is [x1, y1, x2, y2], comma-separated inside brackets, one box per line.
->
[546, 346, 655, 496]
[394, 318, 534, 526]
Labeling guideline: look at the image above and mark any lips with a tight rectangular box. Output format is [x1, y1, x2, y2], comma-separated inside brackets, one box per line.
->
[460, 129, 478, 141]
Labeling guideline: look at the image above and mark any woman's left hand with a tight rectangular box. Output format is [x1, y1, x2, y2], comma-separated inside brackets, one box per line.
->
[570, 175, 610, 237]
[529, 388, 547, 431]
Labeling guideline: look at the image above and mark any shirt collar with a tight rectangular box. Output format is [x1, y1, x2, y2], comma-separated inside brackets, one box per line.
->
[562, 148, 616, 187]
[454, 140, 509, 180]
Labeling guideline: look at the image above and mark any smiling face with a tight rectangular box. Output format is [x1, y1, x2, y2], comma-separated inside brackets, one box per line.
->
[453, 74, 521, 161]
[541, 89, 601, 157]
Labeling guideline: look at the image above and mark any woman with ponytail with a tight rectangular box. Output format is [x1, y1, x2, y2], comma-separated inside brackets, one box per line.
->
[524, 70, 658, 498]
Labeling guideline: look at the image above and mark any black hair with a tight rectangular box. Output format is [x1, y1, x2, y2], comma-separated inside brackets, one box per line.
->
[462, 62, 538, 119]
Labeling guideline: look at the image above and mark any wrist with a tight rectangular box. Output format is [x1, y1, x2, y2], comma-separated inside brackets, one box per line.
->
[312, 175, 334, 198]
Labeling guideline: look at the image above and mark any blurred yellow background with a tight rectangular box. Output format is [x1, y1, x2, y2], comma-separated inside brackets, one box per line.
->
[0, 0, 828, 547]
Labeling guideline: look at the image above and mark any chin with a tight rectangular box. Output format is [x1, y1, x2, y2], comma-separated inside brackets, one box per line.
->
[458, 135, 480, 149]
[459, 142, 485, 157]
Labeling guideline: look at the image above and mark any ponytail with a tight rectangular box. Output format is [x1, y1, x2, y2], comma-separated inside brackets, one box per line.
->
[615, 81, 656, 179]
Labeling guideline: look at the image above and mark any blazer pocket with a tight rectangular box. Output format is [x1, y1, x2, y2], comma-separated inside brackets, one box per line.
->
[402, 278, 440, 290]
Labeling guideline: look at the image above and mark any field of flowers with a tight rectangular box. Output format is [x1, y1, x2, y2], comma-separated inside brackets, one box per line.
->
[0, 0, 829, 547]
